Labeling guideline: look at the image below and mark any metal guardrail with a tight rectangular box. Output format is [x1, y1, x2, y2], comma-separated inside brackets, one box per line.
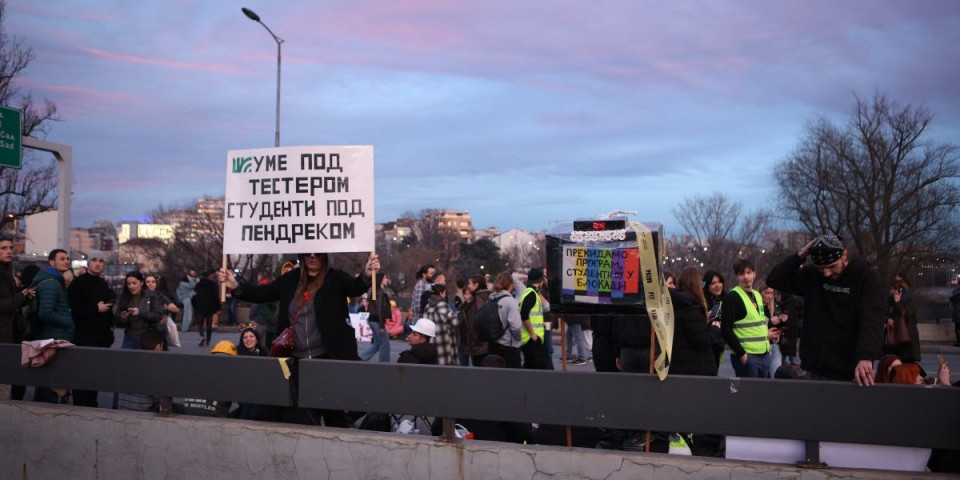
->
[2, 344, 959, 453]
[0, 345, 294, 406]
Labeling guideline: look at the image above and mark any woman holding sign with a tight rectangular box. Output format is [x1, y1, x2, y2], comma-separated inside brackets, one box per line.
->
[218, 252, 379, 427]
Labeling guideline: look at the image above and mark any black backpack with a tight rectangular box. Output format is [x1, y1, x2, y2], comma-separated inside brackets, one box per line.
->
[474, 295, 507, 342]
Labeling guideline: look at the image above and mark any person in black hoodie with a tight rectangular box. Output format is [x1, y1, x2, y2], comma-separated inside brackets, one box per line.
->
[67, 255, 116, 407]
[766, 234, 885, 386]
[398, 318, 438, 364]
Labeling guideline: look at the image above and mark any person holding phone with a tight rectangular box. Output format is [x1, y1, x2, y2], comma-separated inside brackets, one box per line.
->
[116, 271, 166, 350]
[702, 270, 727, 373]
[67, 254, 117, 407]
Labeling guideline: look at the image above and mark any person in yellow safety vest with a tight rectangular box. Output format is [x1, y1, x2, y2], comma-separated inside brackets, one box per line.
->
[720, 259, 781, 378]
[519, 268, 550, 370]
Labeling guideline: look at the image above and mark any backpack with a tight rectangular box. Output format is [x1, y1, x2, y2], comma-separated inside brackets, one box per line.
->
[21, 278, 57, 341]
[474, 295, 507, 342]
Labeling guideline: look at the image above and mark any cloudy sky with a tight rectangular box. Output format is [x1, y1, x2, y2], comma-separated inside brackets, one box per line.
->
[8, 1, 960, 235]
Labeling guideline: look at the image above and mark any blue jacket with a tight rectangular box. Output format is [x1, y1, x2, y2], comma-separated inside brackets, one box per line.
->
[31, 267, 74, 341]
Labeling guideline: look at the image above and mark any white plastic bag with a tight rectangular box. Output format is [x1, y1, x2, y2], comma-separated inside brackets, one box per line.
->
[165, 316, 181, 347]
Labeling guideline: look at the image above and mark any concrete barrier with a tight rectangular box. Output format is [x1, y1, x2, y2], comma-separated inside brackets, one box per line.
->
[0, 402, 930, 480]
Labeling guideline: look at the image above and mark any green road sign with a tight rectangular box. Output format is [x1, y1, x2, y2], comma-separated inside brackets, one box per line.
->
[0, 105, 22, 169]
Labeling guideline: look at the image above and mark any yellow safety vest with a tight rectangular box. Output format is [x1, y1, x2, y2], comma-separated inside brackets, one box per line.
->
[520, 287, 544, 346]
[731, 286, 769, 355]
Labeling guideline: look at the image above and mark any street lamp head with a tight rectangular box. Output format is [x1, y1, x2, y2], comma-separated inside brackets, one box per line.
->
[241, 7, 261, 22]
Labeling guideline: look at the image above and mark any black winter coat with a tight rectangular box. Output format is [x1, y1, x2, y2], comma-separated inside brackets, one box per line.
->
[231, 266, 369, 361]
[669, 289, 722, 376]
[68, 273, 116, 337]
[193, 278, 221, 316]
[398, 343, 438, 364]
[0, 265, 26, 343]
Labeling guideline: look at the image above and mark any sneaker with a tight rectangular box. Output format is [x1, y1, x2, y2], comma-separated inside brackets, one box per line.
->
[571, 358, 586, 366]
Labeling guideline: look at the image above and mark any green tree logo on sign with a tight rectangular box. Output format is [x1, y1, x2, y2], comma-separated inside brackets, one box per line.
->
[232, 156, 253, 173]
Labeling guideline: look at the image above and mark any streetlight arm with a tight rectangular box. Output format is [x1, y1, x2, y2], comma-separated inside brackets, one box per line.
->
[257, 21, 284, 46]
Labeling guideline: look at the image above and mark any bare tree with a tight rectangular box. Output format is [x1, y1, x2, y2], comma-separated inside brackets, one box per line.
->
[775, 93, 960, 282]
[672, 192, 773, 275]
[0, 0, 60, 230]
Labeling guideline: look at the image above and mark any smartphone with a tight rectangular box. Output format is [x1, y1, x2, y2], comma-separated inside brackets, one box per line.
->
[708, 304, 721, 320]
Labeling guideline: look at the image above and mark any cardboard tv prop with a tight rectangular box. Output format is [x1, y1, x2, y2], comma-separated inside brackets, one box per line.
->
[545, 218, 662, 315]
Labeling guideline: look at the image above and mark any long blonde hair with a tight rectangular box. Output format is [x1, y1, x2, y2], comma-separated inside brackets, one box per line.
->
[295, 254, 328, 309]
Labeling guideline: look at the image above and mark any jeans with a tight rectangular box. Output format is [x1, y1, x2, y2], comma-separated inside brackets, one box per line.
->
[543, 329, 555, 370]
[768, 343, 782, 378]
[181, 300, 194, 332]
[226, 298, 238, 325]
[359, 321, 391, 362]
[730, 352, 770, 378]
[566, 324, 588, 360]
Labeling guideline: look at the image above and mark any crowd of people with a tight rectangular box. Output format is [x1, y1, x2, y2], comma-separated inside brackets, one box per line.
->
[0, 233, 956, 470]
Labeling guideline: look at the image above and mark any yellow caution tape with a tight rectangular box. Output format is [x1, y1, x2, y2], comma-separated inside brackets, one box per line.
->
[630, 221, 674, 381]
[277, 358, 291, 380]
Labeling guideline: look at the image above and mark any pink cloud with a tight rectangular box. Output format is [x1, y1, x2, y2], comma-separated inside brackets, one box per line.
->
[78, 46, 239, 75]
[8, 3, 133, 25]
[14, 80, 149, 120]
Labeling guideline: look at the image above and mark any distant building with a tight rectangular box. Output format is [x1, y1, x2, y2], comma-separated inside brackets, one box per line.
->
[473, 226, 500, 243]
[70, 221, 119, 256]
[426, 210, 473, 242]
[379, 220, 413, 246]
[492, 228, 545, 270]
[117, 220, 175, 244]
[153, 196, 224, 244]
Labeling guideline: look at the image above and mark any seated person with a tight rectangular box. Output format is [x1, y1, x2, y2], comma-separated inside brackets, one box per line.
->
[398, 318, 437, 365]
[385, 300, 405, 338]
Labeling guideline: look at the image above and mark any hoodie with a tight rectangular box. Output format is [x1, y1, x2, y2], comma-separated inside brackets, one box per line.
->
[766, 254, 885, 381]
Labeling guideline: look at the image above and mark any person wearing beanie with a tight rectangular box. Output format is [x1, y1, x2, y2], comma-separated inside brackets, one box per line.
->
[518, 267, 550, 370]
[766, 234, 885, 386]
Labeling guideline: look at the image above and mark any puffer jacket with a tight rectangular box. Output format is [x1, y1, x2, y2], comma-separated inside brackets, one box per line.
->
[31, 267, 74, 341]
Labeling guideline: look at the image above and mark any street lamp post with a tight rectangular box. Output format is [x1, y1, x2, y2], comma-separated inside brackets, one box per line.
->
[241, 7, 283, 147]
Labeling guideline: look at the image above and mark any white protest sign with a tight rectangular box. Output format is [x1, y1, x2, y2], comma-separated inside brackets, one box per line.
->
[224, 146, 374, 255]
[349, 312, 373, 343]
